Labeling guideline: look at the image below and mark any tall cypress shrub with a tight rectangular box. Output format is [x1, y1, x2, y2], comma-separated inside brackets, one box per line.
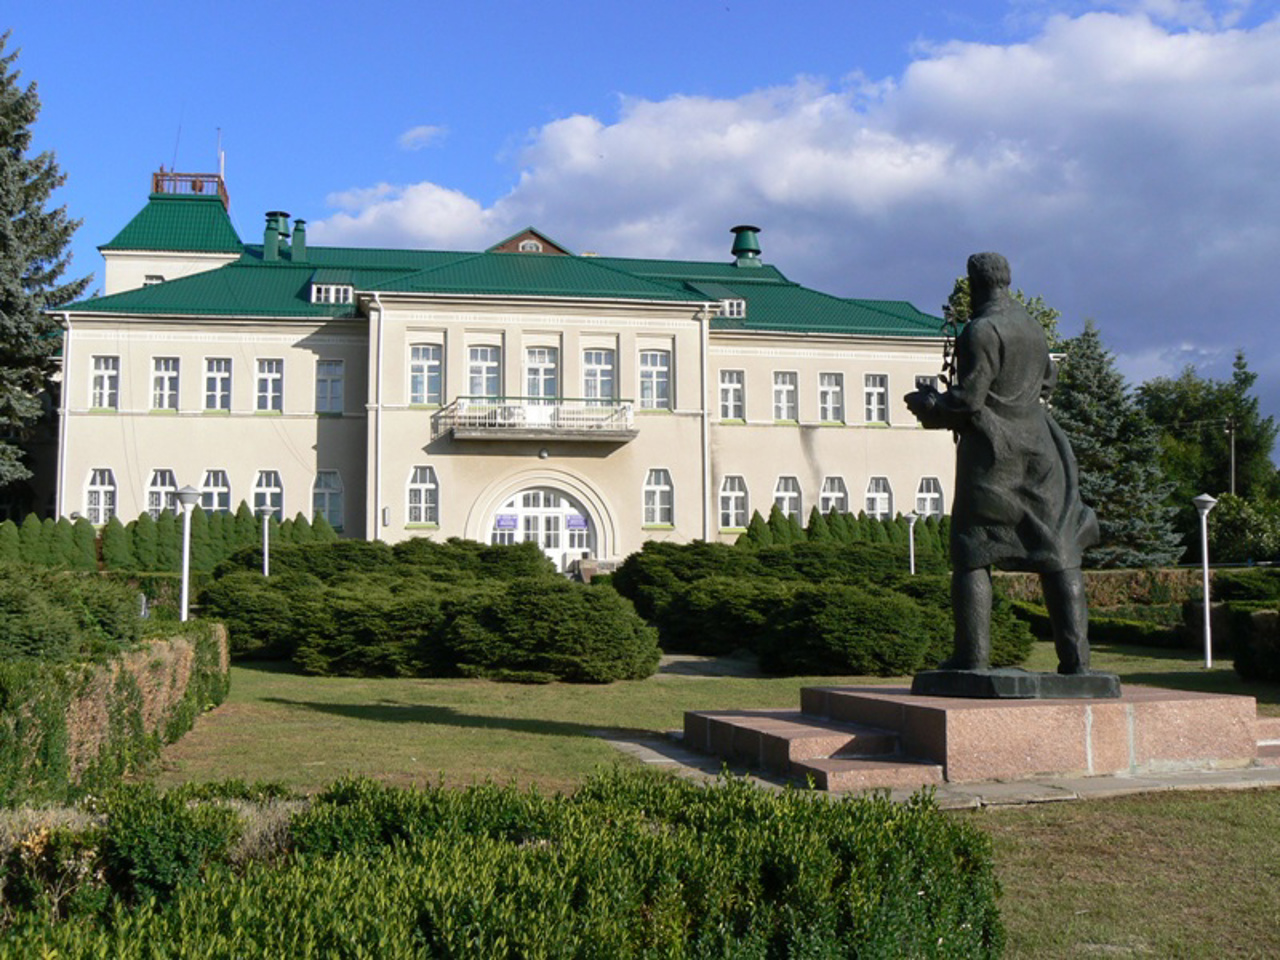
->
[101, 516, 134, 569]
[72, 516, 98, 569]
[131, 514, 158, 571]
[155, 511, 180, 571]
[19, 513, 48, 565]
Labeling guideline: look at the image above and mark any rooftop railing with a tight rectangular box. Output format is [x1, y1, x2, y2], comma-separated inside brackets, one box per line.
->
[151, 171, 230, 210]
[434, 397, 637, 441]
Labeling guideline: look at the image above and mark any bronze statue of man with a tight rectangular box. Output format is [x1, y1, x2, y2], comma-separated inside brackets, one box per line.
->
[906, 252, 1099, 676]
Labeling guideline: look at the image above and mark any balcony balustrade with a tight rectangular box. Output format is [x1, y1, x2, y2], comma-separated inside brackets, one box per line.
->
[434, 397, 638, 442]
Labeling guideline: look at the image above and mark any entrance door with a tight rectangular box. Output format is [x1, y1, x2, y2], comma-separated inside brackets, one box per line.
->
[490, 487, 594, 571]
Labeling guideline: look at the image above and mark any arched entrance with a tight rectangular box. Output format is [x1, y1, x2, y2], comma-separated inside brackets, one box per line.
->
[489, 486, 595, 572]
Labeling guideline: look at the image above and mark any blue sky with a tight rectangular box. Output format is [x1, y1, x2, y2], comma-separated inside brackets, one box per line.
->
[11, 0, 1280, 439]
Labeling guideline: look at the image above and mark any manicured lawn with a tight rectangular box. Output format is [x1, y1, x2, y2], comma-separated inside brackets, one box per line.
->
[155, 640, 1280, 956]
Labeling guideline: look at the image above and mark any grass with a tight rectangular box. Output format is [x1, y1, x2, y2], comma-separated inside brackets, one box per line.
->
[153, 640, 1280, 955]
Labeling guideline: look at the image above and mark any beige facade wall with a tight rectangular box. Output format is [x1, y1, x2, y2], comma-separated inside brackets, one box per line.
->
[60, 316, 368, 534]
[101, 250, 242, 295]
[58, 298, 955, 566]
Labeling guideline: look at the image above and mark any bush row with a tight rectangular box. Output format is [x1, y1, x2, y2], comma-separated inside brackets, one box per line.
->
[612, 540, 1029, 675]
[0, 568, 143, 661]
[1231, 603, 1280, 682]
[0, 623, 229, 807]
[737, 505, 952, 555]
[0, 503, 338, 574]
[200, 541, 658, 683]
[997, 567, 1208, 608]
[0, 770, 1003, 957]
[1010, 601, 1185, 649]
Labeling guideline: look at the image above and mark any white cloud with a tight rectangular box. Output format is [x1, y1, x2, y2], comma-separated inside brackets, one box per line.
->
[398, 124, 447, 151]
[310, 10, 1280, 418]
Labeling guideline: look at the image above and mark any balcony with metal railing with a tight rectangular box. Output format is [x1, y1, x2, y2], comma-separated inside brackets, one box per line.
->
[152, 170, 230, 210]
[433, 397, 638, 441]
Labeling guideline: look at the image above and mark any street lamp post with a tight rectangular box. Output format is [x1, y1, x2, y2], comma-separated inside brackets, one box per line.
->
[257, 506, 273, 577]
[1193, 493, 1218, 669]
[176, 486, 201, 622]
[906, 512, 919, 575]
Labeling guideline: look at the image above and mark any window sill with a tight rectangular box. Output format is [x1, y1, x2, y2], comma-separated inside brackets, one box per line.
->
[89, 408, 117, 415]
[315, 411, 344, 418]
[773, 420, 799, 426]
[642, 524, 675, 530]
[255, 410, 283, 417]
[149, 408, 179, 416]
[637, 407, 672, 415]
[406, 523, 439, 530]
[719, 527, 747, 534]
[409, 404, 442, 410]
[202, 409, 231, 416]
[819, 420, 846, 427]
[717, 419, 746, 425]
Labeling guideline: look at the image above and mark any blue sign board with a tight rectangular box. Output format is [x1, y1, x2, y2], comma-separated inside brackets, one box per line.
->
[495, 515, 518, 530]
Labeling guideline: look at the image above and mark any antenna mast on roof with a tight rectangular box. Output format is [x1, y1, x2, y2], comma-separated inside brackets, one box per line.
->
[217, 128, 225, 181]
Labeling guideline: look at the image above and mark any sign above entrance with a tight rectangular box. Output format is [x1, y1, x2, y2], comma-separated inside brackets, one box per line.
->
[494, 515, 518, 530]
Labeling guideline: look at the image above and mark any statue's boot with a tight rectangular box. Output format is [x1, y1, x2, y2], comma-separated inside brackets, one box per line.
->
[1043, 567, 1090, 674]
[939, 567, 992, 671]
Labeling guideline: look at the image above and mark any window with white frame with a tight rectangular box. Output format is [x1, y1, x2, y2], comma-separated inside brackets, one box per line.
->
[313, 471, 344, 531]
[410, 344, 443, 405]
[718, 299, 746, 319]
[91, 356, 119, 409]
[205, 358, 231, 411]
[718, 371, 743, 420]
[86, 468, 116, 525]
[865, 476, 893, 520]
[201, 469, 231, 513]
[257, 359, 283, 412]
[643, 468, 674, 525]
[468, 346, 501, 398]
[254, 470, 283, 520]
[915, 374, 940, 392]
[774, 476, 802, 518]
[916, 477, 945, 518]
[719, 475, 748, 529]
[311, 284, 353, 305]
[773, 371, 798, 421]
[864, 374, 889, 423]
[146, 469, 178, 518]
[525, 347, 559, 402]
[315, 360, 344, 414]
[638, 350, 670, 410]
[819, 372, 844, 422]
[820, 476, 848, 514]
[152, 358, 179, 410]
[583, 349, 615, 405]
[518, 239, 543, 253]
[407, 466, 438, 524]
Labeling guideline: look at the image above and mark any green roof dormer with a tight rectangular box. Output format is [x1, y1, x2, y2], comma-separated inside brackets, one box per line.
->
[100, 191, 243, 254]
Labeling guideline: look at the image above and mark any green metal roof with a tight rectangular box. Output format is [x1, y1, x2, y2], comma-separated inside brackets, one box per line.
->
[100, 194, 244, 254]
[71, 203, 943, 337]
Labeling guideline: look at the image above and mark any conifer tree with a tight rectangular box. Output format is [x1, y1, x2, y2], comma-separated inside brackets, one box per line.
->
[825, 510, 850, 542]
[310, 513, 339, 543]
[234, 501, 257, 548]
[101, 515, 134, 569]
[155, 511, 180, 571]
[0, 518, 19, 561]
[131, 513, 158, 570]
[1053, 321, 1182, 567]
[18, 513, 48, 564]
[743, 510, 772, 547]
[189, 506, 214, 572]
[292, 513, 314, 543]
[71, 516, 97, 569]
[0, 33, 91, 487]
[50, 516, 75, 566]
[767, 504, 794, 544]
[806, 506, 832, 541]
[278, 518, 295, 544]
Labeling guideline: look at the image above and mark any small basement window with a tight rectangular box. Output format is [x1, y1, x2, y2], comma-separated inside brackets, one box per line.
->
[312, 283, 353, 305]
[718, 299, 746, 319]
[144, 275, 165, 286]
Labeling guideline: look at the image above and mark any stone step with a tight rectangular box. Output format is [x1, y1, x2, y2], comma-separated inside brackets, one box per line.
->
[1257, 716, 1280, 745]
[683, 710, 896, 773]
[792, 757, 945, 793]
[1257, 744, 1280, 767]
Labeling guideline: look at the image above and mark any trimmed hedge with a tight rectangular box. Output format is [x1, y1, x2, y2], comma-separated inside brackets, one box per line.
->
[0, 569, 142, 661]
[0, 770, 1003, 957]
[0, 623, 229, 807]
[1213, 569, 1280, 603]
[1231, 603, 1280, 682]
[1011, 601, 1184, 649]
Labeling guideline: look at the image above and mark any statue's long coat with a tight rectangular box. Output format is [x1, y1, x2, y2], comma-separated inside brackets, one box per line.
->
[932, 295, 1099, 572]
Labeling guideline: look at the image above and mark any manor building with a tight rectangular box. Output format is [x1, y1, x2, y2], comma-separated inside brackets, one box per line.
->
[53, 171, 955, 570]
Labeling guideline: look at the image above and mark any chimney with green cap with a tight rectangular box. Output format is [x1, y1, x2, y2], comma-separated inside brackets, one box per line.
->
[731, 225, 762, 267]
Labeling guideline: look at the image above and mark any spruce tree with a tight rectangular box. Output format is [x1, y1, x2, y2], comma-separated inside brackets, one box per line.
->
[155, 511, 180, 571]
[806, 506, 832, 541]
[234, 501, 257, 548]
[1053, 321, 1182, 567]
[311, 513, 339, 543]
[767, 504, 794, 544]
[100, 515, 134, 569]
[743, 510, 773, 547]
[50, 516, 75, 567]
[131, 513, 158, 570]
[0, 33, 91, 487]
[71, 516, 97, 569]
[189, 506, 213, 572]
[292, 513, 314, 543]
[0, 518, 18, 561]
[18, 513, 48, 564]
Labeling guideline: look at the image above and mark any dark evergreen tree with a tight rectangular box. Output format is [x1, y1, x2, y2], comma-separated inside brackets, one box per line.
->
[311, 512, 339, 543]
[233, 501, 257, 548]
[944, 276, 1062, 350]
[1053, 321, 1183, 567]
[0, 518, 19, 561]
[278, 517, 295, 544]
[806, 506, 832, 541]
[131, 513, 158, 570]
[0, 33, 91, 487]
[18, 513, 48, 565]
[189, 506, 214, 572]
[49, 516, 75, 567]
[292, 513, 314, 543]
[155, 510, 180, 571]
[100, 515, 134, 569]
[766, 504, 798, 544]
[71, 516, 97, 569]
